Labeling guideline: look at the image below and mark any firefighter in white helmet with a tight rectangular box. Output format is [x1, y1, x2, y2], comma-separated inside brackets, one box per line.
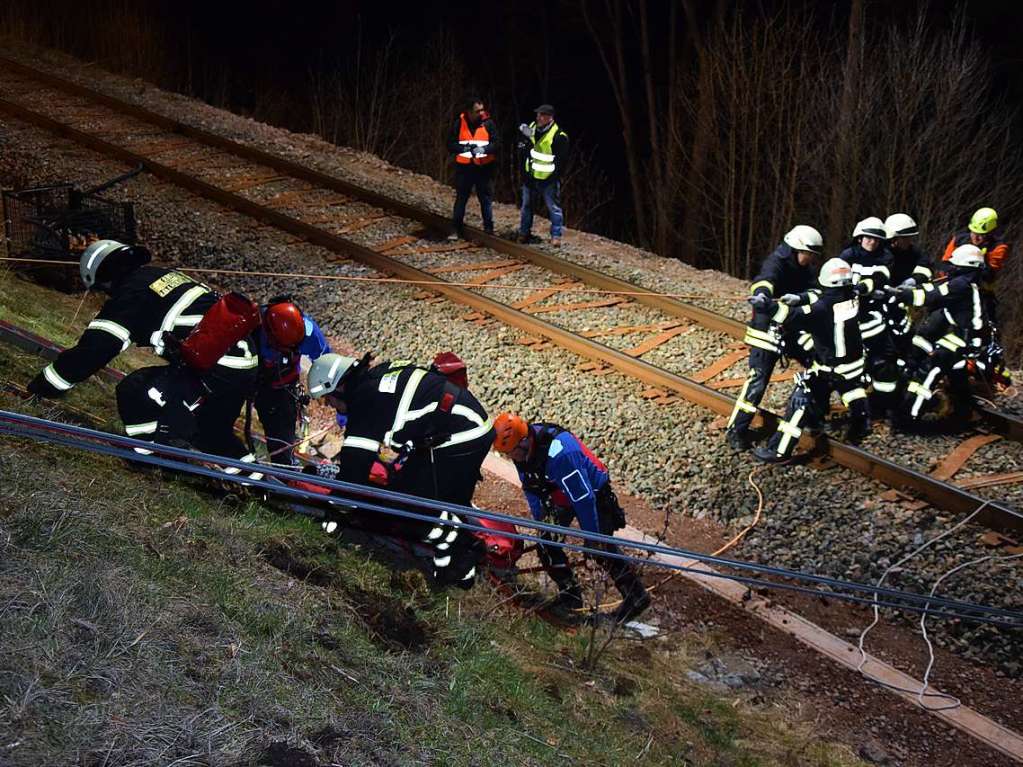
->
[26, 240, 261, 478]
[888, 244, 990, 425]
[754, 258, 869, 462]
[840, 217, 902, 417]
[725, 225, 823, 451]
[307, 352, 494, 589]
[881, 213, 933, 356]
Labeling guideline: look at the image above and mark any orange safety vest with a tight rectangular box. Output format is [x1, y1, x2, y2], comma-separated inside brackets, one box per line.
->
[455, 113, 494, 166]
[942, 229, 1010, 273]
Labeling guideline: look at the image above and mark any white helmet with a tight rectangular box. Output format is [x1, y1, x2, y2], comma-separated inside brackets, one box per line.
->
[80, 239, 129, 288]
[308, 353, 359, 398]
[948, 244, 984, 269]
[852, 217, 887, 240]
[783, 225, 823, 255]
[884, 213, 918, 239]
[818, 258, 854, 287]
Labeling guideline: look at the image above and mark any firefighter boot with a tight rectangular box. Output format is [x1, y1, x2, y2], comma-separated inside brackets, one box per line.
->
[725, 427, 753, 452]
[609, 560, 651, 624]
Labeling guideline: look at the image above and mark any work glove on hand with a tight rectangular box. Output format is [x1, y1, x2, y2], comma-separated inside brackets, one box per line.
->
[519, 123, 534, 139]
[747, 293, 771, 310]
[335, 413, 348, 429]
[899, 278, 917, 289]
[26, 370, 65, 398]
[779, 293, 802, 306]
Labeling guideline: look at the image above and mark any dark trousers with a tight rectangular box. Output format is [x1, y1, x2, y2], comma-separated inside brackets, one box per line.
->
[764, 370, 868, 459]
[254, 383, 300, 464]
[452, 166, 494, 234]
[116, 365, 205, 448]
[537, 484, 646, 605]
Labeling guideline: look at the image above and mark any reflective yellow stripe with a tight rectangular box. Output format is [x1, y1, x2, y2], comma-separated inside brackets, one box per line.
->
[749, 280, 773, 295]
[124, 421, 158, 436]
[43, 364, 74, 391]
[841, 387, 867, 404]
[87, 319, 132, 351]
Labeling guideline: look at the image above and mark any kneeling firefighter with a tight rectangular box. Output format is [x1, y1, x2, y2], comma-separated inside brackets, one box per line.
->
[307, 352, 494, 589]
[27, 240, 261, 477]
[493, 414, 650, 624]
[754, 258, 869, 463]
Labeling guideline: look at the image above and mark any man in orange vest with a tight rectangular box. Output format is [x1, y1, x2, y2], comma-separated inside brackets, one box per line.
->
[447, 96, 500, 240]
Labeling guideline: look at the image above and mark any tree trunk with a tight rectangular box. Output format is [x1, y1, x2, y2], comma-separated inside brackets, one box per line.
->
[826, 0, 864, 250]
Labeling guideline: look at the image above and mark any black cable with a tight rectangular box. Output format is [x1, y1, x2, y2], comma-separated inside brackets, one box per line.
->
[2, 409, 1022, 627]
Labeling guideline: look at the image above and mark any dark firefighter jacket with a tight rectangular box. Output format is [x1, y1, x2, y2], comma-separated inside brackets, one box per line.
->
[335, 361, 492, 485]
[840, 242, 894, 296]
[889, 244, 933, 286]
[30, 265, 257, 396]
[906, 271, 987, 353]
[744, 243, 818, 354]
[783, 288, 864, 372]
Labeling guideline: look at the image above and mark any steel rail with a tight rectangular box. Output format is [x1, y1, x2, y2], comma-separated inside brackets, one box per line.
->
[1, 79, 1021, 533]
[1, 55, 1019, 438]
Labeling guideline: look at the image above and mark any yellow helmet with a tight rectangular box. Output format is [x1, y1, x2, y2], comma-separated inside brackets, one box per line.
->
[968, 207, 998, 234]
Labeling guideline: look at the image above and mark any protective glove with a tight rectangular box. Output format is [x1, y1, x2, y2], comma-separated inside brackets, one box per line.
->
[779, 293, 802, 306]
[854, 281, 872, 296]
[335, 413, 348, 429]
[747, 293, 771, 310]
[519, 123, 534, 139]
[468, 144, 479, 157]
[482, 143, 495, 155]
[26, 370, 65, 398]
[899, 278, 917, 289]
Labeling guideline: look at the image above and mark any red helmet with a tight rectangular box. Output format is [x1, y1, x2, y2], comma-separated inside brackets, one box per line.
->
[264, 301, 305, 350]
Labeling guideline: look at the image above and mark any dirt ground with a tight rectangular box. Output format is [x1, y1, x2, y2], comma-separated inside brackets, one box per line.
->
[472, 470, 1023, 767]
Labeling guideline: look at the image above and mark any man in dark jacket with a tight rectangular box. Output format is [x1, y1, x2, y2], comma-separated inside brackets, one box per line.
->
[307, 353, 494, 589]
[517, 104, 569, 246]
[26, 239, 260, 476]
[754, 258, 869, 462]
[725, 225, 822, 451]
[447, 96, 500, 239]
[882, 213, 933, 355]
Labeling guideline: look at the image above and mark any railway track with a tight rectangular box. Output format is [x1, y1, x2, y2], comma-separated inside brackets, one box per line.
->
[1, 54, 1022, 532]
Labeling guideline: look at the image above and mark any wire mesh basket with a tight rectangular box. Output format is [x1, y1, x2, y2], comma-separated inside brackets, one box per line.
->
[2, 168, 139, 291]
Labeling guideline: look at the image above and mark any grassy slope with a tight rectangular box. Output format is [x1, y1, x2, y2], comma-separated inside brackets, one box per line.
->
[0, 268, 864, 767]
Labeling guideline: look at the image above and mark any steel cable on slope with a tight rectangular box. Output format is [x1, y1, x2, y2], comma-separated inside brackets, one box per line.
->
[2, 409, 1022, 627]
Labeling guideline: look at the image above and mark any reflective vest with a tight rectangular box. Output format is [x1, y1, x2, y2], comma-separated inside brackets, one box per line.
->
[455, 113, 494, 165]
[525, 121, 563, 180]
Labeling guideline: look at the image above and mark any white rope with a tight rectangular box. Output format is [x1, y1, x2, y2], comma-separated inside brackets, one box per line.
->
[856, 501, 991, 710]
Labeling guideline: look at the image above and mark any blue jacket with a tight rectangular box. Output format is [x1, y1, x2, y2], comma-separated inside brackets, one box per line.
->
[515, 424, 609, 534]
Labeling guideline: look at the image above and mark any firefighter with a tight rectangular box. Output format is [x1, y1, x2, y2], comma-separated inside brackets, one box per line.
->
[725, 225, 822, 451]
[307, 353, 494, 589]
[254, 296, 331, 465]
[447, 96, 500, 239]
[26, 240, 260, 476]
[939, 207, 1011, 389]
[890, 244, 989, 424]
[754, 258, 869, 463]
[841, 217, 901, 415]
[492, 413, 650, 624]
[882, 213, 933, 357]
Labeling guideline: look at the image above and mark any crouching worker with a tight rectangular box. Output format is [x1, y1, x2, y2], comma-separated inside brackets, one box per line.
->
[889, 244, 989, 425]
[493, 413, 650, 624]
[254, 296, 331, 465]
[754, 258, 869, 463]
[307, 353, 494, 589]
[26, 240, 261, 478]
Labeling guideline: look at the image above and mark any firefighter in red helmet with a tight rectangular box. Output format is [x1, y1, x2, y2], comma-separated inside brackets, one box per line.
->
[254, 296, 332, 465]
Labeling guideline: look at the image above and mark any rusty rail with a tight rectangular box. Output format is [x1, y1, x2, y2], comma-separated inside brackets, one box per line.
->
[1, 60, 1021, 532]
